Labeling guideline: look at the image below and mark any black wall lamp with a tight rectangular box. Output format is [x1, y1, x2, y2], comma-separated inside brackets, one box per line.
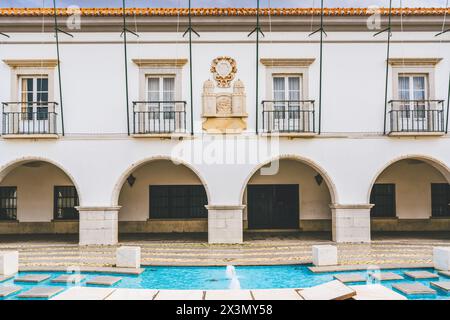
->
[314, 174, 323, 186]
[127, 174, 136, 187]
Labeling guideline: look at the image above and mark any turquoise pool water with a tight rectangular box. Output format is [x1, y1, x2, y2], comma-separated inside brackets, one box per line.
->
[1, 265, 449, 300]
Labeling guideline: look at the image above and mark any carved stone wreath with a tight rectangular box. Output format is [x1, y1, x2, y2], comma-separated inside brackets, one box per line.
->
[210, 56, 237, 88]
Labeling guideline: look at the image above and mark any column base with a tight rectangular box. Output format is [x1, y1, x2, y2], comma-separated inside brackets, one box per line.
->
[207, 205, 245, 244]
[77, 206, 120, 245]
[330, 204, 373, 243]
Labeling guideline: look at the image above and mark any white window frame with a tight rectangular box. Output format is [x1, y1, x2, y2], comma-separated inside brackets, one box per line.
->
[18, 75, 50, 120]
[145, 75, 176, 120]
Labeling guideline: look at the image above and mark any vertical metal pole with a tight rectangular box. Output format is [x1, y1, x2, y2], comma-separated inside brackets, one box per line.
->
[318, 0, 324, 135]
[122, 0, 130, 136]
[188, 0, 194, 136]
[446, 72, 450, 134]
[255, 0, 260, 134]
[382, 0, 393, 135]
[53, 0, 65, 136]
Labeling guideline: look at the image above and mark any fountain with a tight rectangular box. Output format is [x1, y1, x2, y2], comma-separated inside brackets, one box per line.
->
[226, 265, 241, 290]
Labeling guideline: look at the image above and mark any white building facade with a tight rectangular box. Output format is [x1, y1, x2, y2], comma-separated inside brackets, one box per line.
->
[0, 7, 449, 245]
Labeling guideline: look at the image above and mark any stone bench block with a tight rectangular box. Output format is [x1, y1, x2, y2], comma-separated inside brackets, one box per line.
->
[433, 247, 450, 271]
[116, 246, 141, 269]
[0, 251, 19, 276]
[312, 245, 338, 267]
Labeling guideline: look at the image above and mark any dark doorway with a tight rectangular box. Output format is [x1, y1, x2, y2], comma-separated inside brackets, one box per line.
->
[247, 184, 299, 229]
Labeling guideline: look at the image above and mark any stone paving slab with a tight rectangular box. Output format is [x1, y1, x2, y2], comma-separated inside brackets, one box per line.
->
[52, 287, 115, 300]
[350, 285, 407, 300]
[404, 271, 439, 280]
[51, 275, 86, 284]
[86, 276, 122, 286]
[251, 288, 303, 300]
[105, 288, 158, 300]
[154, 290, 204, 300]
[333, 273, 367, 283]
[0, 275, 14, 283]
[297, 280, 356, 300]
[18, 287, 64, 299]
[204, 290, 253, 300]
[0, 286, 22, 297]
[14, 274, 51, 283]
[370, 272, 404, 281]
[430, 282, 450, 293]
[392, 283, 436, 295]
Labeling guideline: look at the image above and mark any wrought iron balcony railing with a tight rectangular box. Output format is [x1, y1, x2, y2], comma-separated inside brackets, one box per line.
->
[1, 102, 59, 136]
[387, 100, 447, 134]
[132, 101, 187, 135]
[261, 100, 316, 134]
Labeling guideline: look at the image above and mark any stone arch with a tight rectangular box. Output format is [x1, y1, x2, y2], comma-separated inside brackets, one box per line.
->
[240, 154, 339, 205]
[366, 154, 450, 204]
[0, 156, 83, 204]
[111, 155, 211, 207]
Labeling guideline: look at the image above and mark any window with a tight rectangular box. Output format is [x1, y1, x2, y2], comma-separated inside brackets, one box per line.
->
[273, 76, 302, 119]
[146, 76, 175, 120]
[0, 187, 17, 220]
[431, 183, 450, 218]
[54, 186, 79, 220]
[398, 74, 428, 119]
[19, 76, 49, 121]
[149, 185, 208, 219]
[370, 184, 396, 218]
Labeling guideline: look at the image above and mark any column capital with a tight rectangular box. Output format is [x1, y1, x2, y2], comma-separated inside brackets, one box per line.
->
[76, 206, 121, 212]
[205, 205, 246, 210]
[330, 204, 374, 210]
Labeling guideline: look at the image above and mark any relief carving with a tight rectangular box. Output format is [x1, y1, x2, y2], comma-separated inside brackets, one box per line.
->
[202, 57, 247, 133]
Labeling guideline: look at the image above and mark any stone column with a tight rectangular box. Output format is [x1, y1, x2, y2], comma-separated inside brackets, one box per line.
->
[77, 206, 120, 246]
[330, 204, 373, 243]
[207, 205, 245, 244]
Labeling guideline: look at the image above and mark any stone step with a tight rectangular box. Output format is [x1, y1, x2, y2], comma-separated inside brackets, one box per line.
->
[18, 287, 64, 299]
[298, 280, 356, 300]
[392, 283, 436, 296]
[52, 287, 115, 300]
[86, 276, 122, 286]
[350, 284, 407, 300]
[370, 272, 404, 281]
[14, 274, 51, 283]
[333, 273, 367, 283]
[0, 286, 21, 298]
[204, 290, 253, 300]
[430, 282, 450, 293]
[251, 288, 303, 300]
[51, 274, 86, 284]
[404, 271, 439, 280]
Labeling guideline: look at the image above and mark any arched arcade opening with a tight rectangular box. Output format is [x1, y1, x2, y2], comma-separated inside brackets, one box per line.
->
[115, 158, 210, 240]
[242, 158, 336, 239]
[369, 157, 450, 237]
[0, 159, 80, 240]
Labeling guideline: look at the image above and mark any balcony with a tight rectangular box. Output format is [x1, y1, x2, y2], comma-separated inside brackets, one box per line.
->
[132, 101, 188, 137]
[1, 102, 59, 138]
[387, 100, 448, 136]
[261, 100, 317, 136]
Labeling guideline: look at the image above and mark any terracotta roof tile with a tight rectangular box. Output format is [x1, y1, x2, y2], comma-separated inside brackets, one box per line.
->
[0, 7, 448, 17]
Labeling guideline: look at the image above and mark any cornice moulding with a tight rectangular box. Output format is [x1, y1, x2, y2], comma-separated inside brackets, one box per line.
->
[388, 58, 442, 66]
[132, 59, 188, 68]
[3, 59, 58, 68]
[260, 58, 315, 67]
